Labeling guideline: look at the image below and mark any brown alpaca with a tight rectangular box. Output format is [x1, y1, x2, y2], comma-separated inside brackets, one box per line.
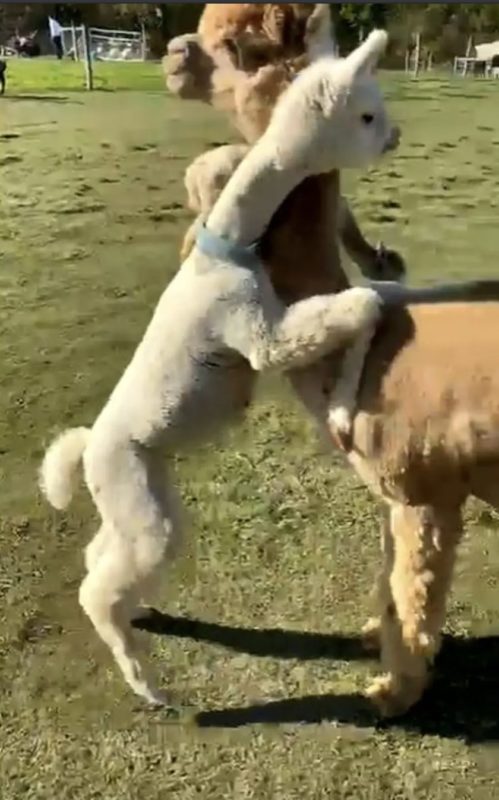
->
[163, 6, 499, 718]
[198, 3, 315, 65]
[164, 14, 405, 282]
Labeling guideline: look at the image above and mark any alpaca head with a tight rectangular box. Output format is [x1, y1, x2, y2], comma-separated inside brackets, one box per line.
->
[265, 30, 399, 173]
[164, 4, 336, 137]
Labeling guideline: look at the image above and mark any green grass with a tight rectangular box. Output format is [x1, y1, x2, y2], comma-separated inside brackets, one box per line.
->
[2, 63, 499, 799]
[3, 56, 164, 92]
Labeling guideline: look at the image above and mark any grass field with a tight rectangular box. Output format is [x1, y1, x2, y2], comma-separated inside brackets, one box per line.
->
[2, 58, 499, 799]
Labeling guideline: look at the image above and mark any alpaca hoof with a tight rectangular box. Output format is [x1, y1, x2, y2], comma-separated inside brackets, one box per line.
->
[374, 245, 406, 283]
[147, 688, 173, 708]
[133, 688, 175, 712]
[131, 605, 156, 623]
[361, 617, 381, 654]
[366, 673, 426, 719]
[328, 406, 352, 437]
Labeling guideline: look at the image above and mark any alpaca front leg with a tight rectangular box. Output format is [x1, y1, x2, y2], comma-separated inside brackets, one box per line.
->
[236, 287, 383, 373]
[338, 196, 406, 283]
[328, 322, 378, 441]
[367, 502, 462, 718]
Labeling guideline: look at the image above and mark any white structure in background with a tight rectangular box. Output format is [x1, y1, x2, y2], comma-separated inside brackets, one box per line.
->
[61, 25, 147, 62]
[454, 38, 499, 77]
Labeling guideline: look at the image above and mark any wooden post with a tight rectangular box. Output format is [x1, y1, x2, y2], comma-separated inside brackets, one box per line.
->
[140, 21, 147, 61]
[463, 35, 473, 77]
[71, 20, 78, 60]
[81, 24, 94, 90]
[412, 32, 421, 78]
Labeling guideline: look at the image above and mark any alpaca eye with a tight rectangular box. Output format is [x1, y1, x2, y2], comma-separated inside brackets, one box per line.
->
[362, 113, 374, 125]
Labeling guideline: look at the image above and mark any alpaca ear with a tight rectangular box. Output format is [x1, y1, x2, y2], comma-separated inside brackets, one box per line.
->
[345, 29, 388, 77]
[305, 4, 337, 61]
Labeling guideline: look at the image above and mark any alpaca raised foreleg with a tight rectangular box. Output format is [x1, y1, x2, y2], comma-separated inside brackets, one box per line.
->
[327, 322, 379, 442]
[181, 144, 250, 260]
[338, 196, 406, 282]
[227, 286, 382, 373]
[367, 502, 463, 717]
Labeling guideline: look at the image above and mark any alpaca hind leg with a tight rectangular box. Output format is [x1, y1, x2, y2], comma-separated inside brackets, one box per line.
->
[367, 502, 462, 717]
[80, 447, 183, 705]
[84, 525, 110, 573]
[79, 564, 164, 704]
[362, 507, 393, 653]
[132, 472, 185, 622]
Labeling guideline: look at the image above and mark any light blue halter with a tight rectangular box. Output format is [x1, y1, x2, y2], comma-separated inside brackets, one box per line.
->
[195, 222, 262, 271]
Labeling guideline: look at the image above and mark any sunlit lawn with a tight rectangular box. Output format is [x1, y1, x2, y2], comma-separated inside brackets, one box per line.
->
[1, 60, 499, 798]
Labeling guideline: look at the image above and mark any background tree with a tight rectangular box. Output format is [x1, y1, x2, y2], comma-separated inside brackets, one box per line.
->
[2, 3, 499, 62]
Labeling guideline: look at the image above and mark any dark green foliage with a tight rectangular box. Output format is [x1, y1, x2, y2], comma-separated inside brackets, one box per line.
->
[3, 4, 499, 62]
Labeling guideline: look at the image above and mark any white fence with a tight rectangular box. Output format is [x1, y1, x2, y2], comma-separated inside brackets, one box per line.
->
[453, 55, 499, 78]
[61, 25, 147, 62]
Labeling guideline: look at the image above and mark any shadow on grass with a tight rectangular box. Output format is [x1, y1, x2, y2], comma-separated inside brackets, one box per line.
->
[197, 636, 499, 743]
[134, 610, 369, 661]
[5, 94, 81, 104]
[135, 612, 499, 742]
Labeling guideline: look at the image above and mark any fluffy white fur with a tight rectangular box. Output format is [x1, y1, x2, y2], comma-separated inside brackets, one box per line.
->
[40, 30, 396, 705]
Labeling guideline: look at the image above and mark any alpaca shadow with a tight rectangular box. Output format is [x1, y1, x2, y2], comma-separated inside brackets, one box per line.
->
[5, 94, 80, 104]
[135, 612, 499, 742]
[197, 635, 499, 744]
[134, 610, 370, 662]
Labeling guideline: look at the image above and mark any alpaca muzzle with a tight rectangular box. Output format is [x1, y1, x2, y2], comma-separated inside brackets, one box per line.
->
[383, 125, 401, 154]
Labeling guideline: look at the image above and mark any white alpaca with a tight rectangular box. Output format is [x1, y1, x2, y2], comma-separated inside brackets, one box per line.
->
[180, 140, 397, 436]
[40, 31, 397, 706]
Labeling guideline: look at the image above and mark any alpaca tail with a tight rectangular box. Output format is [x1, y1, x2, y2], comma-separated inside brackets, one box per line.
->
[39, 427, 91, 510]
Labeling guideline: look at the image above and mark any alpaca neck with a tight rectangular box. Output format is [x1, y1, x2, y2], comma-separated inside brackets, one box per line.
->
[261, 171, 350, 303]
[205, 141, 309, 246]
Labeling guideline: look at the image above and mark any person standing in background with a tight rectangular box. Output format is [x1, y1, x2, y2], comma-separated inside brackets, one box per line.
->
[0, 60, 6, 95]
[48, 15, 64, 60]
